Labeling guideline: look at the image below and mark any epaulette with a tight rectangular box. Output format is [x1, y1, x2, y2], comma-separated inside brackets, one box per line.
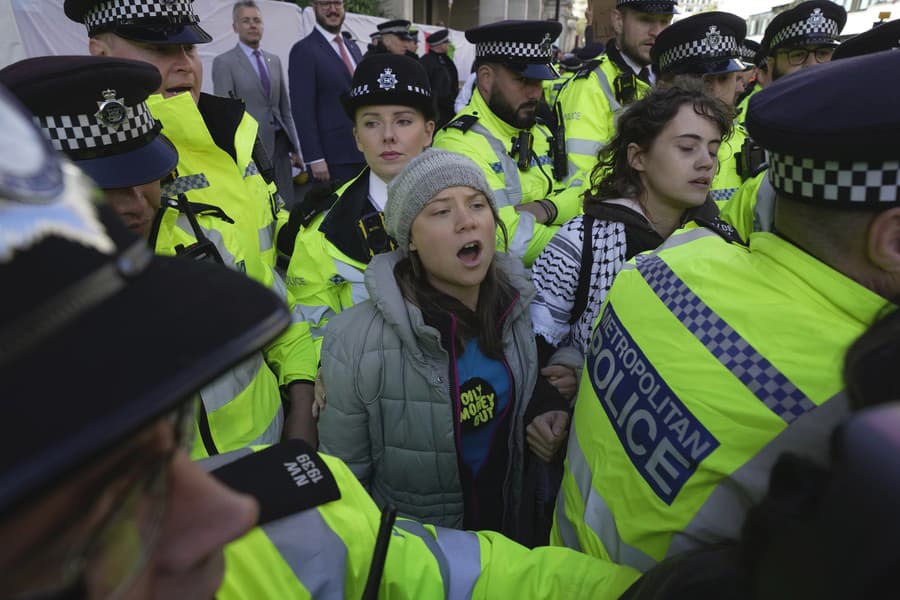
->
[443, 114, 479, 133]
[211, 439, 342, 526]
[693, 216, 747, 246]
[185, 202, 235, 224]
[574, 59, 603, 79]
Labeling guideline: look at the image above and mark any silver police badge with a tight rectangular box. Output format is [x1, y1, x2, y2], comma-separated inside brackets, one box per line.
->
[807, 8, 826, 28]
[377, 68, 398, 91]
[705, 26, 723, 50]
[540, 33, 553, 53]
[94, 89, 127, 131]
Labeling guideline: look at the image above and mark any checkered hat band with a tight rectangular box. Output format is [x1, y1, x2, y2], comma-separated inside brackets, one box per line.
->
[659, 35, 739, 71]
[770, 17, 840, 49]
[616, 1, 677, 12]
[380, 26, 409, 34]
[476, 41, 552, 61]
[84, 0, 196, 29]
[770, 152, 900, 204]
[35, 102, 160, 159]
[348, 83, 431, 99]
[739, 46, 756, 61]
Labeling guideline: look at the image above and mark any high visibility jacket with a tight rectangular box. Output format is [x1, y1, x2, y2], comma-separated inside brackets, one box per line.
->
[543, 70, 577, 107]
[710, 122, 747, 204]
[718, 169, 774, 241]
[285, 170, 378, 360]
[151, 200, 316, 459]
[432, 88, 582, 266]
[552, 227, 893, 571]
[212, 441, 641, 599]
[147, 92, 286, 270]
[735, 83, 760, 126]
[555, 49, 651, 180]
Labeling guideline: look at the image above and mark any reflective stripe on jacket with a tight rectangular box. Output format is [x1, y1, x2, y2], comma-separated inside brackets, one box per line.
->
[214, 447, 641, 599]
[552, 227, 891, 570]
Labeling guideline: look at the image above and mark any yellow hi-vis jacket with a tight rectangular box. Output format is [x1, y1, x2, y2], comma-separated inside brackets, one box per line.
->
[433, 88, 584, 266]
[555, 52, 651, 181]
[710, 122, 747, 204]
[151, 199, 316, 459]
[552, 226, 893, 571]
[147, 92, 287, 270]
[211, 441, 641, 599]
[718, 169, 775, 241]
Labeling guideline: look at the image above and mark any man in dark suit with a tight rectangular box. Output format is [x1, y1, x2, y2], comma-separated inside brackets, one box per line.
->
[289, 0, 364, 185]
[214, 0, 302, 205]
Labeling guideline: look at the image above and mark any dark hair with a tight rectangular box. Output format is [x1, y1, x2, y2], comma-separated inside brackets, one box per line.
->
[583, 79, 733, 217]
[393, 210, 512, 359]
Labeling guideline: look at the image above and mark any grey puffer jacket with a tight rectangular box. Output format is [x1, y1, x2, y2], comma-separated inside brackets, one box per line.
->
[319, 250, 538, 532]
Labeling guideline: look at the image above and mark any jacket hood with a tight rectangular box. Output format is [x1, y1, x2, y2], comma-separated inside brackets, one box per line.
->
[364, 250, 535, 360]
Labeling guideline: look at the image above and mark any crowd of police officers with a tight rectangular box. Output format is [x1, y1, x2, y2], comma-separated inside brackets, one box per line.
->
[0, 0, 899, 597]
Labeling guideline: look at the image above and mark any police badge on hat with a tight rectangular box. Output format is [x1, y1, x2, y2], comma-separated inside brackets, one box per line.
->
[95, 89, 127, 131]
[377, 68, 398, 91]
[706, 26, 723, 50]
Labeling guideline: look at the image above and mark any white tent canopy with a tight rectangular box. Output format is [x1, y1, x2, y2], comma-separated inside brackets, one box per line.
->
[7, 0, 473, 94]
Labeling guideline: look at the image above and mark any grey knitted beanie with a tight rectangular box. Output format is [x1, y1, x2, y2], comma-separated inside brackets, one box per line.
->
[386, 149, 497, 253]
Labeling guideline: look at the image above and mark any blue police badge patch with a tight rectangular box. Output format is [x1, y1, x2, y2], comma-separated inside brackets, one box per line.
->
[586, 304, 720, 505]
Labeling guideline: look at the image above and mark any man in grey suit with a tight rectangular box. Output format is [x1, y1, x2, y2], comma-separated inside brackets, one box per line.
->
[214, 0, 303, 205]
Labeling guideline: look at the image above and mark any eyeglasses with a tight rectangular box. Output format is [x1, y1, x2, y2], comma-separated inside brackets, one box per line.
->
[779, 46, 834, 66]
[10, 400, 196, 600]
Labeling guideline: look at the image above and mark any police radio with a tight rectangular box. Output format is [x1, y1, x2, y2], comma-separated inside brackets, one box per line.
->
[551, 101, 568, 181]
[509, 130, 534, 171]
[736, 136, 767, 180]
[613, 72, 638, 106]
[357, 211, 396, 258]
[172, 193, 225, 265]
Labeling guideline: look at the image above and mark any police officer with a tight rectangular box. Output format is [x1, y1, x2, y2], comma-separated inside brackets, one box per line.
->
[420, 28, 459, 129]
[64, 0, 291, 270]
[366, 19, 417, 58]
[718, 0, 848, 240]
[543, 53, 583, 108]
[757, 0, 846, 87]
[281, 53, 436, 361]
[0, 86, 643, 600]
[62, 0, 319, 440]
[735, 39, 763, 125]
[556, 0, 676, 181]
[0, 55, 318, 454]
[432, 20, 583, 266]
[552, 50, 900, 573]
[650, 11, 748, 202]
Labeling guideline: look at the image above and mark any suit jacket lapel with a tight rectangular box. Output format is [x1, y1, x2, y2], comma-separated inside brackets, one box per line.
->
[313, 28, 352, 84]
[234, 43, 271, 101]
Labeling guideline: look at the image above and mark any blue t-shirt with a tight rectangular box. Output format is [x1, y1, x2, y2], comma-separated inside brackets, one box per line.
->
[456, 337, 511, 476]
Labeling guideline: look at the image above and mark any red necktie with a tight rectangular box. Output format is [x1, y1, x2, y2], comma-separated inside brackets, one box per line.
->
[334, 35, 355, 76]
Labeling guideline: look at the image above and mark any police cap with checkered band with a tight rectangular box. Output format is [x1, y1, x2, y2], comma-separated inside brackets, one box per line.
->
[377, 19, 415, 41]
[616, 0, 678, 15]
[651, 11, 746, 77]
[64, 0, 212, 45]
[0, 56, 178, 190]
[340, 53, 435, 121]
[747, 50, 900, 208]
[833, 19, 900, 60]
[760, 0, 847, 56]
[0, 84, 289, 515]
[466, 20, 563, 80]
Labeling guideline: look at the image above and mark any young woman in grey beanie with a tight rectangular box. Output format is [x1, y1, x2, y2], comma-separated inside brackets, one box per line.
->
[318, 149, 570, 544]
